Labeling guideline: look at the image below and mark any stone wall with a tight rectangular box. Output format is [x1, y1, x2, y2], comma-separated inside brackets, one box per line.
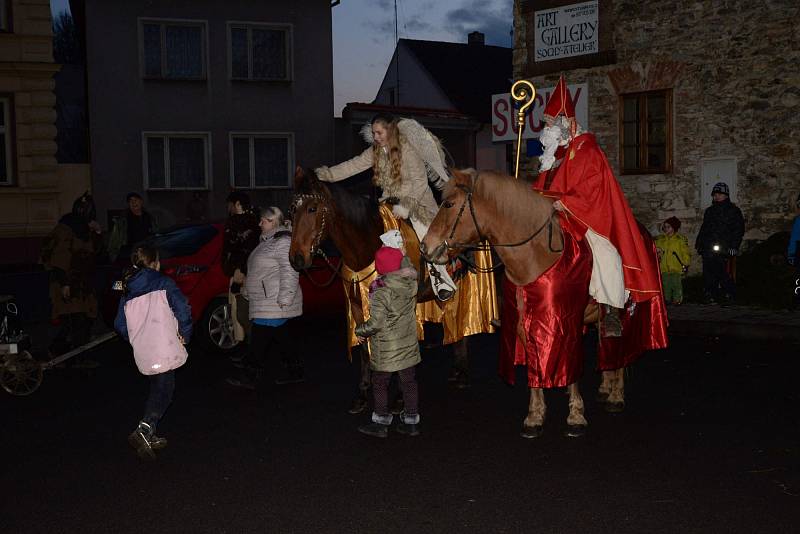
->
[514, 0, 800, 269]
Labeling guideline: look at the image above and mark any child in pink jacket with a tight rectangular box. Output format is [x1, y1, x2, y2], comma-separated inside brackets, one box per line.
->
[115, 246, 192, 459]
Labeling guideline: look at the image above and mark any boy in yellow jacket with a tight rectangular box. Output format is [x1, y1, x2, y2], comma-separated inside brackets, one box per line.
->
[655, 216, 691, 305]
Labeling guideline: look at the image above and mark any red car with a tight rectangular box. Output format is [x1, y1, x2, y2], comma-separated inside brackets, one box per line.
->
[103, 222, 344, 352]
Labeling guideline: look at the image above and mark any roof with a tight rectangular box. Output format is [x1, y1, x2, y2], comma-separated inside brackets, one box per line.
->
[401, 38, 512, 123]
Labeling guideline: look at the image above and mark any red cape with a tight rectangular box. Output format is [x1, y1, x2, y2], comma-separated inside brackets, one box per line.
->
[535, 133, 662, 302]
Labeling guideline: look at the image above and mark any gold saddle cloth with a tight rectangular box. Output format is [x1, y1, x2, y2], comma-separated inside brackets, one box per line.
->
[341, 204, 498, 354]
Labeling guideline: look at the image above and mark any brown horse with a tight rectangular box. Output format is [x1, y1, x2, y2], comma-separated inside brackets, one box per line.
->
[421, 168, 665, 437]
[288, 167, 474, 411]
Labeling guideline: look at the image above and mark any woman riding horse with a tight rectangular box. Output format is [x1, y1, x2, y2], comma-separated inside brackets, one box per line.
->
[314, 114, 457, 301]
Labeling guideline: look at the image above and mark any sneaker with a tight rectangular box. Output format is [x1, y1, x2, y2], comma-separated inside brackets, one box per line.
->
[274, 367, 305, 385]
[358, 422, 388, 438]
[128, 422, 156, 460]
[150, 435, 168, 450]
[396, 423, 420, 436]
[348, 396, 368, 415]
[225, 375, 257, 390]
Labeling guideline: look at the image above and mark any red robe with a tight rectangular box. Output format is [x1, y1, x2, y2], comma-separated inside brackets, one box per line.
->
[534, 133, 662, 302]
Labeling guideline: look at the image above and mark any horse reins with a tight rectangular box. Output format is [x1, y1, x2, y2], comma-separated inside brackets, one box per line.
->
[440, 174, 563, 273]
[290, 192, 377, 287]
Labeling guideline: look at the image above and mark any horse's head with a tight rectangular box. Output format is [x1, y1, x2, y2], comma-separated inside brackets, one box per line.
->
[289, 166, 331, 270]
[421, 168, 482, 265]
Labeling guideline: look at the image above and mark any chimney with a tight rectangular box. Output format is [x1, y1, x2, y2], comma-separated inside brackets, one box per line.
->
[468, 31, 485, 45]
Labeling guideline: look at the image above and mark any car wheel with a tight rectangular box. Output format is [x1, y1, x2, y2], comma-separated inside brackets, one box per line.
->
[199, 297, 240, 353]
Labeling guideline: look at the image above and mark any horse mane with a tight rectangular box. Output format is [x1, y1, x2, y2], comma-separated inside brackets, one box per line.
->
[445, 169, 553, 221]
[300, 168, 382, 231]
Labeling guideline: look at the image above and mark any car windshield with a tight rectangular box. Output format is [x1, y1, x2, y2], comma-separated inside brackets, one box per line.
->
[140, 225, 218, 259]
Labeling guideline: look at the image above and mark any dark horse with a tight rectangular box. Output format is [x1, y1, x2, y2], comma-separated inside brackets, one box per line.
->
[288, 167, 471, 412]
[421, 169, 668, 437]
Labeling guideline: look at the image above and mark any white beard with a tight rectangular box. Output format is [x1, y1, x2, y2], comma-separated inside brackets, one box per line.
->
[538, 124, 569, 172]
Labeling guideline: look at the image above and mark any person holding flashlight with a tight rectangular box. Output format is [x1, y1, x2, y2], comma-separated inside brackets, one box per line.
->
[695, 182, 745, 305]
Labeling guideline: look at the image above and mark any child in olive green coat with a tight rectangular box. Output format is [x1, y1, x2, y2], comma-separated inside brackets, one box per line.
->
[355, 246, 421, 438]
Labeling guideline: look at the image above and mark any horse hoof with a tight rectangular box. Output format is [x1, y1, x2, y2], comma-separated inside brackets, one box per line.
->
[520, 425, 543, 439]
[564, 424, 587, 438]
[604, 401, 625, 413]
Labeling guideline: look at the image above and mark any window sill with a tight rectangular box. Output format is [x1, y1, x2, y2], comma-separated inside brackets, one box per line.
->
[620, 169, 672, 176]
[142, 77, 208, 82]
[233, 185, 292, 190]
[230, 77, 292, 83]
[146, 187, 210, 192]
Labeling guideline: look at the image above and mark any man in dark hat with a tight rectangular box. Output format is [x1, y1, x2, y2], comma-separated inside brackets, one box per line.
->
[695, 182, 745, 304]
[108, 192, 158, 261]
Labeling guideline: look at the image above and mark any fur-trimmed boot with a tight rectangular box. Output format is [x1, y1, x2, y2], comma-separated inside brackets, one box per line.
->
[358, 412, 392, 438]
[396, 412, 420, 436]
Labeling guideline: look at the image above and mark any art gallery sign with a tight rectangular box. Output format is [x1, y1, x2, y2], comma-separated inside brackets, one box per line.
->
[491, 82, 589, 142]
[534, 1, 599, 62]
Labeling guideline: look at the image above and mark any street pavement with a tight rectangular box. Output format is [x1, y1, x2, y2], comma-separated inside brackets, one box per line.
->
[2, 316, 799, 533]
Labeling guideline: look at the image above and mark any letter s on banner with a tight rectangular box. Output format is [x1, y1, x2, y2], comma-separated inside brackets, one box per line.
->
[492, 98, 509, 138]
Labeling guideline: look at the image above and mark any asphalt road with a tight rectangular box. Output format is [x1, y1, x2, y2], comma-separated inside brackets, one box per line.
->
[2, 319, 799, 533]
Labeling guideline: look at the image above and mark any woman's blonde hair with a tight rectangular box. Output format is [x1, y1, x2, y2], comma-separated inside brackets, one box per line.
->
[370, 114, 402, 188]
[260, 206, 285, 226]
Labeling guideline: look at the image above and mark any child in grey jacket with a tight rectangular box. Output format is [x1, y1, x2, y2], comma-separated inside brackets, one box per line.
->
[355, 246, 421, 438]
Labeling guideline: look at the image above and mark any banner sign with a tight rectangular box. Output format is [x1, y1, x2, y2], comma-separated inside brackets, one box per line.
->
[491, 83, 589, 142]
[534, 1, 598, 62]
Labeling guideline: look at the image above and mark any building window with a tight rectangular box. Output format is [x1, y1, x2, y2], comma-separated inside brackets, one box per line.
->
[620, 90, 672, 174]
[228, 23, 292, 81]
[140, 19, 207, 80]
[0, 97, 13, 185]
[230, 133, 293, 188]
[143, 133, 210, 190]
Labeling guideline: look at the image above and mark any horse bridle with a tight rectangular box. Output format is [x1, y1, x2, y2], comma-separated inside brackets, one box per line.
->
[442, 173, 563, 253]
[291, 193, 329, 256]
[290, 192, 378, 286]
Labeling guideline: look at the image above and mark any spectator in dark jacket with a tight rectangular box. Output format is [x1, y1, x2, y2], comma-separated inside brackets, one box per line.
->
[107, 192, 158, 262]
[222, 192, 261, 344]
[695, 182, 745, 304]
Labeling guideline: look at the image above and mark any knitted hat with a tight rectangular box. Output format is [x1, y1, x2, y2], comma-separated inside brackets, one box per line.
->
[664, 216, 681, 231]
[375, 246, 403, 275]
[711, 182, 729, 196]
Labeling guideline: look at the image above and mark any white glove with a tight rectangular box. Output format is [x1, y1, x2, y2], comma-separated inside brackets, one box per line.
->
[314, 166, 333, 182]
[392, 203, 410, 219]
